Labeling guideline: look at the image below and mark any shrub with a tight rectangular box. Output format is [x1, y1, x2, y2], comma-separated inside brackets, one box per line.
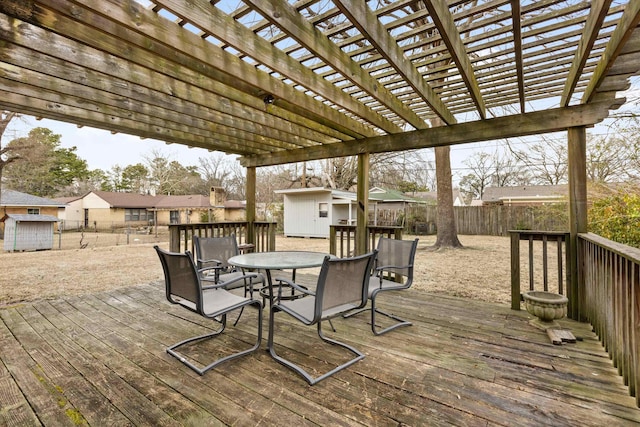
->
[588, 192, 640, 248]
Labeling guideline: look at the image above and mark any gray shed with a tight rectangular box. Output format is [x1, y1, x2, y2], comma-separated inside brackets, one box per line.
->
[1, 214, 59, 252]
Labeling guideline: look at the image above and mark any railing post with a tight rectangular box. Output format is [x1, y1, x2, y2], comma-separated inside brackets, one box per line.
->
[568, 126, 588, 321]
[169, 225, 180, 252]
[329, 225, 336, 255]
[510, 231, 521, 310]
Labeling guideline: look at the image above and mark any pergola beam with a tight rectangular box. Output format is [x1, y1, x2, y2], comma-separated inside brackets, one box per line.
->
[582, 0, 640, 103]
[561, 0, 612, 106]
[511, 0, 525, 113]
[421, 0, 486, 119]
[240, 100, 622, 167]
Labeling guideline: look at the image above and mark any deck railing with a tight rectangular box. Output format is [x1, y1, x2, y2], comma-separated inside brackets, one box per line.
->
[579, 233, 640, 405]
[509, 230, 571, 313]
[329, 225, 403, 257]
[168, 221, 277, 253]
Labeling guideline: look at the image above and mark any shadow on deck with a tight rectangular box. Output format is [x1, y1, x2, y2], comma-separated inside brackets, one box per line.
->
[1, 281, 638, 426]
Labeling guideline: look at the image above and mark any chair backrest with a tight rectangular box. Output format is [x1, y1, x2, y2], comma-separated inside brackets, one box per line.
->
[314, 251, 377, 322]
[193, 234, 239, 270]
[155, 245, 202, 313]
[375, 237, 419, 284]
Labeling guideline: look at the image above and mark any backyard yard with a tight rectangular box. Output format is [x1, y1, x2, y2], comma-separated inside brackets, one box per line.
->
[0, 231, 543, 307]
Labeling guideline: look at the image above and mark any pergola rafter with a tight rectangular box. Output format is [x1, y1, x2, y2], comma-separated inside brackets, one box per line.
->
[0, 0, 636, 168]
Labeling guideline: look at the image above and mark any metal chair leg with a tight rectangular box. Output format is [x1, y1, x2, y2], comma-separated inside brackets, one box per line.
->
[268, 310, 364, 385]
[168, 301, 262, 375]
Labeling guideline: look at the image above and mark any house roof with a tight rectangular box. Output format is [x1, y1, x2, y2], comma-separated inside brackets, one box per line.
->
[154, 194, 211, 209]
[224, 200, 246, 209]
[0, 2, 637, 168]
[482, 185, 568, 203]
[92, 191, 159, 208]
[53, 195, 84, 204]
[0, 189, 66, 208]
[88, 191, 226, 209]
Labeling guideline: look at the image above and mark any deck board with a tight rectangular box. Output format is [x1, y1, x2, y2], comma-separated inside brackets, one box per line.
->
[1, 281, 638, 426]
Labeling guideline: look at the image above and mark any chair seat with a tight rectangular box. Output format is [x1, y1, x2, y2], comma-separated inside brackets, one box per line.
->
[281, 297, 361, 323]
[171, 288, 249, 316]
[218, 270, 264, 289]
[202, 288, 251, 316]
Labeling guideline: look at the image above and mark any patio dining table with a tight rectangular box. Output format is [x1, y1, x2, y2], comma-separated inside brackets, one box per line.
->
[227, 250, 333, 304]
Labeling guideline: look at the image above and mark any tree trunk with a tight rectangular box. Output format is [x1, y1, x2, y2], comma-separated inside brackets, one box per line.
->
[433, 144, 463, 249]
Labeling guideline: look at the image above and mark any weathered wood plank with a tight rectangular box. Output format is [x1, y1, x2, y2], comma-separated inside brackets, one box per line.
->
[0, 308, 128, 425]
[2, 283, 639, 426]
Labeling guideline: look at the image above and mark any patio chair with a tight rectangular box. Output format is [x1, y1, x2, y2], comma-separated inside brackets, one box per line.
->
[268, 251, 376, 385]
[154, 246, 262, 375]
[344, 237, 419, 335]
[193, 234, 265, 299]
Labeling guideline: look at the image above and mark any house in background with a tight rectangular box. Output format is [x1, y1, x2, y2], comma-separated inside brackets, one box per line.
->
[54, 187, 245, 231]
[481, 185, 568, 206]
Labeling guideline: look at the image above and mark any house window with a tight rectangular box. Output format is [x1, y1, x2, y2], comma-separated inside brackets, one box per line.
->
[318, 202, 328, 218]
[125, 208, 149, 222]
[27, 208, 40, 215]
[169, 210, 180, 224]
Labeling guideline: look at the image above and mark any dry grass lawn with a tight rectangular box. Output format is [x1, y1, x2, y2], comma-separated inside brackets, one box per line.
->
[0, 230, 557, 307]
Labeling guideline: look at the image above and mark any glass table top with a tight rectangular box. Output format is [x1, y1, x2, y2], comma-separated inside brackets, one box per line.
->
[228, 251, 332, 270]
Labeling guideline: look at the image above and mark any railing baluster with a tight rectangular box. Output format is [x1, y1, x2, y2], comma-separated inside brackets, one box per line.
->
[579, 233, 640, 407]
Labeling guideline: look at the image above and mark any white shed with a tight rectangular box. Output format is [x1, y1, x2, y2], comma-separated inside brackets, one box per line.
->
[275, 187, 358, 238]
[1, 214, 59, 252]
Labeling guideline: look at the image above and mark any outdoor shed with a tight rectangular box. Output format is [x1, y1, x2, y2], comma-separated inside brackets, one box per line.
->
[1, 214, 59, 252]
[275, 187, 357, 238]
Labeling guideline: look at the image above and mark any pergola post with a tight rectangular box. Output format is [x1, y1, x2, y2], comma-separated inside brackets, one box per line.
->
[568, 126, 587, 321]
[246, 166, 256, 246]
[356, 153, 370, 255]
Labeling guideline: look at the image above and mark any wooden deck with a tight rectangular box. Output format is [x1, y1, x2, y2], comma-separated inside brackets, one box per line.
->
[1, 281, 639, 426]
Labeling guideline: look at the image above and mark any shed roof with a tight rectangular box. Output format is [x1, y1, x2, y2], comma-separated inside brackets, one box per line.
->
[1, 214, 60, 223]
[0, 1, 638, 167]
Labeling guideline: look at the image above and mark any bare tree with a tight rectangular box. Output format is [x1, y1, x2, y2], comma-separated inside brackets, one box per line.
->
[586, 135, 633, 183]
[508, 135, 568, 185]
[0, 111, 19, 209]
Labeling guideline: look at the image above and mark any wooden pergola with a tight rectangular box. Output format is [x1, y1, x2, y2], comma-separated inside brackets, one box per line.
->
[1, 0, 639, 252]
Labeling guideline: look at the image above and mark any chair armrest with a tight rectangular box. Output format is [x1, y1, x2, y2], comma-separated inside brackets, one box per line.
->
[197, 257, 223, 265]
[198, 265, 223, 274]
[274, 277, 315, 301]
[375, 264, 410, 272]
[200, 278, 229, 290]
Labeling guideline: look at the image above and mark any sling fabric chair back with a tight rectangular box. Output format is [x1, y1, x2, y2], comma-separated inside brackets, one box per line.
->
[268, 251, 376, 385]
[344, 237, 419, 335]
[155, 245, 262, 375]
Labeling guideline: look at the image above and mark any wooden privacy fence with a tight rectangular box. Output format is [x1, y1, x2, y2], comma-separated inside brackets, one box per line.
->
[168, 221, 277, 253]
[405, 205, 568, 236]
[579, 233, 640, 405]
[329, 225, 403, 257]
